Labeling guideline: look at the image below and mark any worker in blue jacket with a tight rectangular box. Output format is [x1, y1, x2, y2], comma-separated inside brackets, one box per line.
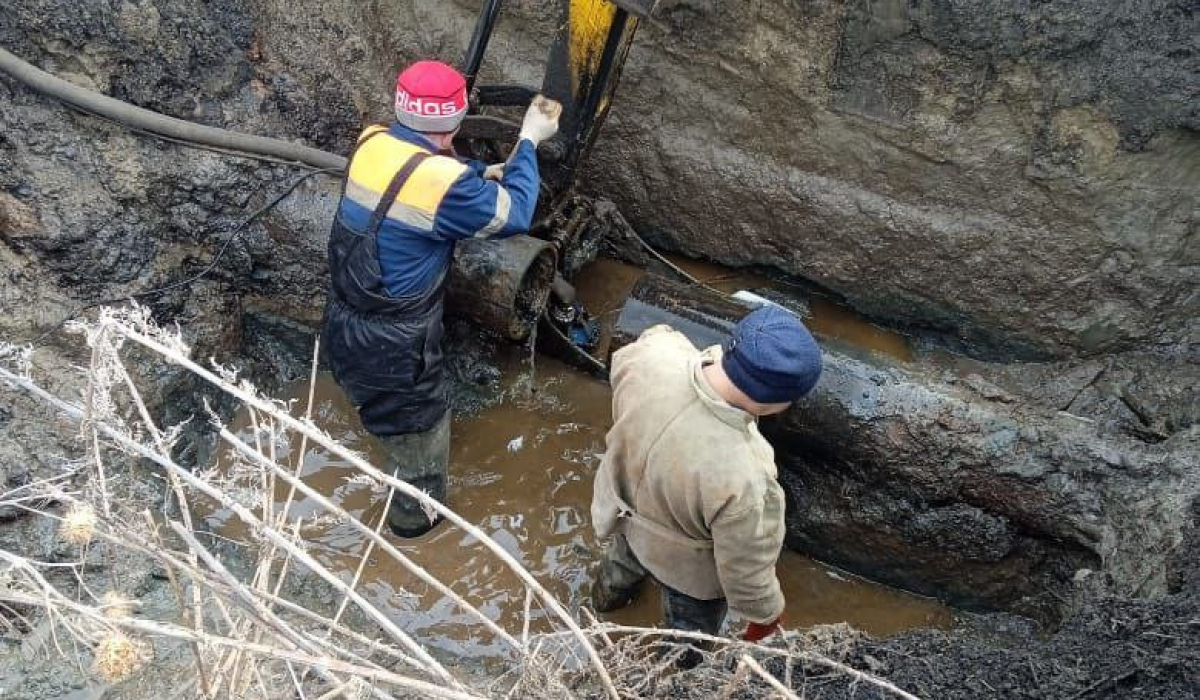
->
[322, 60, 560, 537]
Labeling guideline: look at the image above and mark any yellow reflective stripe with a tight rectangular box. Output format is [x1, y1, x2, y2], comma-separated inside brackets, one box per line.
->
[396, 154, 468, 214]
[356, 124, 389, 144]
[347, 137, 424, 195]
[386, 200, 436, 230]
[343, 178, 380, 210]
[344, 179, 436, 231]
[346, 132, 468, 219]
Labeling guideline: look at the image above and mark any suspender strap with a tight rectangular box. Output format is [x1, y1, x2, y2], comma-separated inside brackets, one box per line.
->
[366, 151, 432, 238]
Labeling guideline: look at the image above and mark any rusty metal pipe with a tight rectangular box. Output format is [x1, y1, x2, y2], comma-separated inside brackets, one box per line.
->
[609, 273, 744, 356]
[446, 236, 557, 341]
[607, 273, 1189, 618]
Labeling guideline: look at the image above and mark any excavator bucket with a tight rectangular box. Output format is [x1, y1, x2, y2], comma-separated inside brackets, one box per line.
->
[460, 0, 655, 194]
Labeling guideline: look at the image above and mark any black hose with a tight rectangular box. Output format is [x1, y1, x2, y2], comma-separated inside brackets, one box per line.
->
[0, 46, 347, 171]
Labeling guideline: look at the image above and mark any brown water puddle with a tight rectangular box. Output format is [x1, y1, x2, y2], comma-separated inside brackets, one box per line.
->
[577, 255, 913, 362]
[603, 548, 952, 636]
[207, 347, 951, 661]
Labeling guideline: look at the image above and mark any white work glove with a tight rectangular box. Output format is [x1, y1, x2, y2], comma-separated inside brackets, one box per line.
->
[483, 163, 505, 181]
[518, 94, 562, 147]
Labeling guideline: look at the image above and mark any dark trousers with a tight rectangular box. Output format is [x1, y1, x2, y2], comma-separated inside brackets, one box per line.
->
[597, 534, 727, 634]
[378, 409, 450, 537]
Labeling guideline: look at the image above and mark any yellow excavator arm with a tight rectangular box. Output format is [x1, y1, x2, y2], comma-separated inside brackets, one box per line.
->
[459, 0, 656, 193]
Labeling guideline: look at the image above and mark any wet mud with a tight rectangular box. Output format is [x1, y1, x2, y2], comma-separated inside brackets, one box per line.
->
[209, 354, 951, 660]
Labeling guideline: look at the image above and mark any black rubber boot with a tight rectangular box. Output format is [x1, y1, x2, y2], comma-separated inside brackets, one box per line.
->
[388, 515, 444, 539]
[591, 565, 639, 612]
[591, 535, 648, 612]
[379, 411, 451, 539]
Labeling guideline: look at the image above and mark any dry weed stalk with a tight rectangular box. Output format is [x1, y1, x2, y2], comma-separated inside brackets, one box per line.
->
[0, 306, 922, 700]
[528, 624, 924, 700]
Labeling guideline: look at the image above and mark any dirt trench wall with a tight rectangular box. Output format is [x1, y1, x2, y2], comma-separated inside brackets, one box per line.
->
[589, 1, 1198, 359]
[0, 0, 348, 562]
[9, 0, 1193, 361]
[0, 0, 385, 346]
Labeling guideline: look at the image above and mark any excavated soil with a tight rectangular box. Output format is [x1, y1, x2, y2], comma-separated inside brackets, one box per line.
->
[832, 499, 1200, 700]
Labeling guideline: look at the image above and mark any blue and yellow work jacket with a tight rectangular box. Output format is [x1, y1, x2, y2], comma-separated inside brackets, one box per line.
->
[338, 123, 540, 297]
[322, 123, 542, 436]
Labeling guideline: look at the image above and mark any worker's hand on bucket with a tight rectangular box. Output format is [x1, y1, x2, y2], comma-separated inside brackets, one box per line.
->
[519, 95, 562, 146]
[483, 163, 505, 181]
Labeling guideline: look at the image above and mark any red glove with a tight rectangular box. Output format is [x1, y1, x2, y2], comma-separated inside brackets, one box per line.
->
[742, 615, 784, 642]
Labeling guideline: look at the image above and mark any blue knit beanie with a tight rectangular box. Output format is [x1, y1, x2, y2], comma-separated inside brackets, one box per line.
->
[721, 305, 822, 404]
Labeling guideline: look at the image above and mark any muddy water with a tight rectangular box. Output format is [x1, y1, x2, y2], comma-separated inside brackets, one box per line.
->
[577, 255, 914, 362]
[603, 549, 953, 636]
[206, 253, 950, 660]
[210, 352, 951, 662]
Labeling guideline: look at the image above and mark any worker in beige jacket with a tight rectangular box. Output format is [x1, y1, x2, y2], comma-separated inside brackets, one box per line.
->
[591, 305, 822, 640]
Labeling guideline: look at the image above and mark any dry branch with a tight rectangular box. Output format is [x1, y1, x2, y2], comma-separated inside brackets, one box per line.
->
[105, 313, 616, 698]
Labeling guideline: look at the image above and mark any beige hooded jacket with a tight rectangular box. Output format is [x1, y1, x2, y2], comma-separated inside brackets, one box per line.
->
[592, 324, 786, 624]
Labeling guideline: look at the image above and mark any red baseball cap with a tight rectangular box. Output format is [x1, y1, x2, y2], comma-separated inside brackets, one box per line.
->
[394, 61, 468, 133]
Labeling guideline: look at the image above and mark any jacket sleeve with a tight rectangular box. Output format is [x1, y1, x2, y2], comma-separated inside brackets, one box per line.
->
[710, 483, 786, 624]
[431, 139, 541, 241]
[461, 157, 487, 177]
